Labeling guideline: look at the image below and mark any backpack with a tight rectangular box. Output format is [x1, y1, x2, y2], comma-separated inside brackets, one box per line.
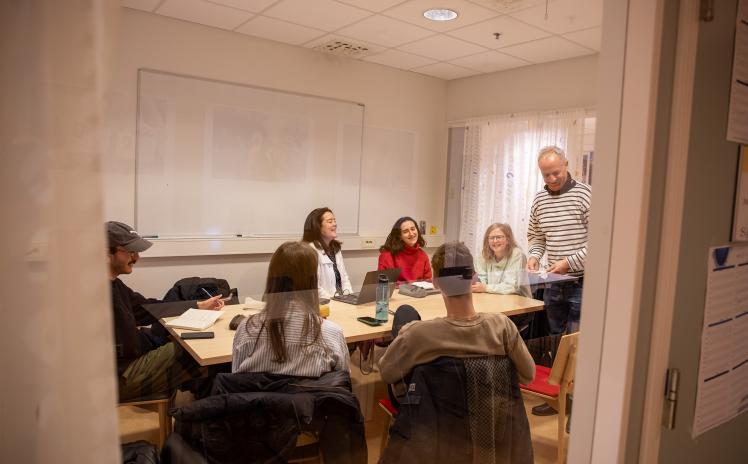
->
[162, 277, 237, 304]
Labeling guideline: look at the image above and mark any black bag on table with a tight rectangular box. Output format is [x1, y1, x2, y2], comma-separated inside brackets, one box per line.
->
[162, 277, 238, 304]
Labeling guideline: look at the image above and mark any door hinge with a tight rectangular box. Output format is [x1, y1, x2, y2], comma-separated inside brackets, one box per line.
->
[662, 368, 680, 430]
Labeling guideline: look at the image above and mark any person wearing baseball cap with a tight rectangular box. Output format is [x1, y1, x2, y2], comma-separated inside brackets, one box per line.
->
[106, 221, 224, 401]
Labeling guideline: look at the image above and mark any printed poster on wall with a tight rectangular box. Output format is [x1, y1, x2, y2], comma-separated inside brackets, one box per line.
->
[733, 146, 748, 241]
[727, 0, 748, 144]
[692, 244, 748, 437]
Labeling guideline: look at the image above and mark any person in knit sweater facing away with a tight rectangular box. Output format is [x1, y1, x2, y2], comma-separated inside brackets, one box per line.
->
[378, 216, 432, 284]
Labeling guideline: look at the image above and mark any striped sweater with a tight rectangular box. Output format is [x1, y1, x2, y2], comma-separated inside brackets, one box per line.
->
[527, 177, 591, 276]
[232, 304, 350, 377]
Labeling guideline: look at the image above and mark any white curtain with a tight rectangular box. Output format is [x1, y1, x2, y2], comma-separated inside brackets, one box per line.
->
[0, 1, 120, 462]
[459, 109, 589, 257]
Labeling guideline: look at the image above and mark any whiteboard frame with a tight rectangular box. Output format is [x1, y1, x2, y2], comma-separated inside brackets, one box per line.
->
[134, 68, 366, 240]
[139, 234, 446, 257]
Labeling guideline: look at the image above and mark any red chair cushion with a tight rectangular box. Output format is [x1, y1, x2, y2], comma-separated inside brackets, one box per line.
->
[378, 398, 398, 416]
[520, 365, 560, 398]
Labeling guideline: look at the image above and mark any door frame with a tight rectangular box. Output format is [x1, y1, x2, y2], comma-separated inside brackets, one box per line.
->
[568, 0, 697, 461]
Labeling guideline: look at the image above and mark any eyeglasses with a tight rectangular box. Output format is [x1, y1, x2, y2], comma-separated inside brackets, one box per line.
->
[487, 235, 506, 242]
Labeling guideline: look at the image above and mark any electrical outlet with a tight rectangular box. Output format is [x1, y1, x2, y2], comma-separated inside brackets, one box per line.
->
[361, 238, 376, 249]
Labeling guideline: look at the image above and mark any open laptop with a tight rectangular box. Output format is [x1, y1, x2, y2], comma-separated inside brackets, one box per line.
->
[333, 268, 401, 305]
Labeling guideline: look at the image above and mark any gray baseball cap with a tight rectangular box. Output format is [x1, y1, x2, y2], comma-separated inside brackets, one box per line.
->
[106, 221, 152, 252]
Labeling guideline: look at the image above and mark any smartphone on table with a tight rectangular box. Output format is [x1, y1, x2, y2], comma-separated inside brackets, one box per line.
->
[180, 331, 215, 340]
[356, 316, 384, 327]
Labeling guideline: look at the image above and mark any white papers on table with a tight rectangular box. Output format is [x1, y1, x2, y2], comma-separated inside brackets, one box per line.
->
[692, 244, 748, 437]
[411, 281, 435, 290]
[244, 296, 266, 311]
[165, 308, 224, 331]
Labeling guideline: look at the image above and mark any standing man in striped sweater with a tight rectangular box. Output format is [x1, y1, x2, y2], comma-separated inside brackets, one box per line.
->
[527, 146, 591, 336]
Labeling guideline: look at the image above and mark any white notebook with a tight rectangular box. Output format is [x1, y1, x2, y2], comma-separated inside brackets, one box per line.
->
[165, 308, 224, 331]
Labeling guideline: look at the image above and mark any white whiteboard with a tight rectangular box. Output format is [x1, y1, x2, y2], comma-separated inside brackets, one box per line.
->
[135, 70, 364, 237]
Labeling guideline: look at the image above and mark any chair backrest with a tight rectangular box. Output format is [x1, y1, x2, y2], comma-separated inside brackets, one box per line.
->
[165, 371, 367, 464]
[548, 332, 580, 388]
[381, 355, 533, 464]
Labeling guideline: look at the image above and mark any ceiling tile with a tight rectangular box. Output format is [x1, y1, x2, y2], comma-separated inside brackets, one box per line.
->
[337, 14, 435, 48]
[411, 62, 479, 80]
[263, 0, 372, 31]
[449, 50, 530, 73]
[362, 49, 437, 70]
[236, 15, 326, 45]
[563, 27, 601, 51]
[335, 0, 406, 13]
[509, 0, 602, 34]
[447, 14, 550, 49]
[498, 36, 593, 63]
[121, 0, 161, 11]
[207, 0, 280, 13]
[383, 0, 499, 32]
[157, 0, 254, 29]
[470, 0, 547, 14]
[399, 34, 488, 61]
[303, 33, 385, 57]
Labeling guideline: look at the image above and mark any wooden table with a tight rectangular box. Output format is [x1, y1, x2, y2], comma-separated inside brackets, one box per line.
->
[164, 291, 544, 366]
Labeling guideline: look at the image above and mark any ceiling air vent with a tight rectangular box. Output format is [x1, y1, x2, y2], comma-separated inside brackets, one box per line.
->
[313, 40, 370, 57]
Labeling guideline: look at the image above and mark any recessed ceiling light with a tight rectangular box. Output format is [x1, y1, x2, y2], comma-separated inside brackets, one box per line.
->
[423, 9, 458, 21]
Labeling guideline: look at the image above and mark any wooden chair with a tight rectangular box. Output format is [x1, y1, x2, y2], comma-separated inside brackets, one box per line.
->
[520, 332, 579, 464]
[377, 398, 398, 456]
[118, 396, 172, 449]
[288, 432, 323, 463]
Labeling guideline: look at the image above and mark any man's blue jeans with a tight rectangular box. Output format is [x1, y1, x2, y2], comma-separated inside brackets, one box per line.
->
[543, 280, 584, 334]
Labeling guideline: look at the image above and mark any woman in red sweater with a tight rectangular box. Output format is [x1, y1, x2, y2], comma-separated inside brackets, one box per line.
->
[378, 216, 432, 283]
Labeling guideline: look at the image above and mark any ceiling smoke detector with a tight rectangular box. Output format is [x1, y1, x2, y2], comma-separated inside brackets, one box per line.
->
[313, 40, 370, 57]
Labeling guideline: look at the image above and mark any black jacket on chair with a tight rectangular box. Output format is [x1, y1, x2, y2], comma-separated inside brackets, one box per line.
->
[162, 277, 238, 305]
[381, 355, 533, 464]
[162, 370, 367, 464]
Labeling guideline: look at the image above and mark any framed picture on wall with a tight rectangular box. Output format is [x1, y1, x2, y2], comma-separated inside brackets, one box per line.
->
[732, 145, 748, 241]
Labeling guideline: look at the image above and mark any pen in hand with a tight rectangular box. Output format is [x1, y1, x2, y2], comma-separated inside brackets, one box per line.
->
[201, 288, 214, 299]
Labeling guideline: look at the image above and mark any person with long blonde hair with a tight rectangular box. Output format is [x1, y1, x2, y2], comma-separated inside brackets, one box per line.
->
[472, 223, 530, 297]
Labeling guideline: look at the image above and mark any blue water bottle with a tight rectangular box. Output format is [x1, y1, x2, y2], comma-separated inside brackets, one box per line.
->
[375, 274, 389, 322]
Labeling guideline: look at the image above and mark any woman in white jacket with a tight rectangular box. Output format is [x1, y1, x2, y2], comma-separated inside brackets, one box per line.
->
[302, 207, 353, 299]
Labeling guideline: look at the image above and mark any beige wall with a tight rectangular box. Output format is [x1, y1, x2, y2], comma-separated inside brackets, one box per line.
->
[105, 9, 448, 297]
[446, 54, 599, 121]
[105, 9, 599, 298]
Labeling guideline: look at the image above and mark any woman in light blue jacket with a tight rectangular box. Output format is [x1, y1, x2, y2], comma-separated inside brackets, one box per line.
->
[472, 223, 531, 298]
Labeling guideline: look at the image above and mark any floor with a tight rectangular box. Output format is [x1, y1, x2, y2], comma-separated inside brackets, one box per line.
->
[119, 349, 565, 463]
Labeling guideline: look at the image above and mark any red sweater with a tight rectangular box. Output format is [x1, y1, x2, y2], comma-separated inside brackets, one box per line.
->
[378, 245, 432, 283]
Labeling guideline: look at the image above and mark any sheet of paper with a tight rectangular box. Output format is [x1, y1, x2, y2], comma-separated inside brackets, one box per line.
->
[165, 308, 224, 331]
[727, 1, 748, 144]
[692, 244, 748, 437]
[411, 281, 435, 290]
[244, 296, 266, 311]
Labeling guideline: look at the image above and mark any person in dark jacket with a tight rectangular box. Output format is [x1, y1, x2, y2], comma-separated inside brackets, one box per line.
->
[107, 221, 224, 401]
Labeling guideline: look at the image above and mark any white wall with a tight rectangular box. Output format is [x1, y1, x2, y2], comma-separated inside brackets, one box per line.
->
[446, 54, 599, 121]
[104, 9, 448, 297]
[106, 10, 600, 299]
